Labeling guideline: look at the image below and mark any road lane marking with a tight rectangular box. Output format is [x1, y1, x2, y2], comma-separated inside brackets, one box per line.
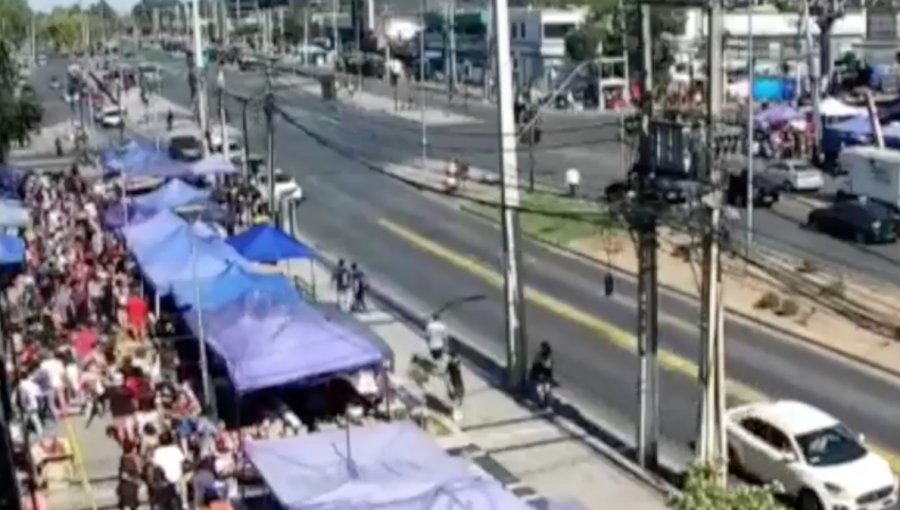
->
[377, 217, 900, 472]
[64, 416, 98, 510]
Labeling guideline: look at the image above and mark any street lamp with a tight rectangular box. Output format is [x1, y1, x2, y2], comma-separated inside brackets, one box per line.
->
[431, 294, 486, 317]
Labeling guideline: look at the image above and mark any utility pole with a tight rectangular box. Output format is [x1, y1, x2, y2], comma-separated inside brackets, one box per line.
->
[331, 0, 340, 65]
[698, 0, 727, 485]
[483, 0, 494, 100]
[218, 70, 230, 164]
[447, 0, 457, 99]
[634, 2, 659, 472]
[419, 0, 428, 171]
[192, 0, 210, 156]
[241, 100, 250, 177]
[224, 0, 231, 45]
[264, 64, 276, 213]
[492, 0, 527, 388]
[803, 0, 820, 159]
[382, 3, 390, 82]
[745, 6, 754, 253]
[304, 3, 310, 65]
[619, 0, 629, 103]
[30, 12, 35, 65]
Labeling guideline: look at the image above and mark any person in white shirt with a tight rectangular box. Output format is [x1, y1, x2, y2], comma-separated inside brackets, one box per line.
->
[151, 431, 187, 504]
[565, 168, 581, 197]
[426, 315, 448, 362]
[17, 376, 43, 435]
[40, 353, 67, 414]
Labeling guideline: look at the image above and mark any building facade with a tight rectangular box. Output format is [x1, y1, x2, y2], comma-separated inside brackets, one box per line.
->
[508, 6, 588, 90]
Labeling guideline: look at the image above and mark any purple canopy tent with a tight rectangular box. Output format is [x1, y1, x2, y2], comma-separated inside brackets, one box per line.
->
[245, 421, 531, 510]
[102, 202, 156, 229]
[121, 209, 186, 251]
[754, 104, 802, 129]
[183, 299, 384, 393]
[190, 155, 238, 176]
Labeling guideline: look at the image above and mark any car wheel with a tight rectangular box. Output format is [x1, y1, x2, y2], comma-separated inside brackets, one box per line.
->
[797, 489, 823, 510]
[854, 230, 867, 244]
[783, 181, 793, 192]
[727, 446, 744, 476]
[806, 216, 818, 231]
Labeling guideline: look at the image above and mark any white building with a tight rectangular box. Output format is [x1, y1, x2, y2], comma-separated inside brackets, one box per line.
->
[508, 6, 589, 91]
[671, 7, 865, 70]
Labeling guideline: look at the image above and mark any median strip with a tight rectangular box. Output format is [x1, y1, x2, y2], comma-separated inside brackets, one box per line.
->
[377, 217, 900, 473]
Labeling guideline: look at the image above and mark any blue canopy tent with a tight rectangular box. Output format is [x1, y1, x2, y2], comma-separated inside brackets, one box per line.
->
[0, 234, 25, 264]
[227, 224, 315, 264]
[132, 179, 211, 211]
[244, 421, 531, 510]
[190, 155, 239, 176]
[227, 223, 318, 297]
[102, 202, 156, 229]
[137, 228, 249, 292]
[183, 298, 384, 393]
[0, 167, 28, 198]
[121, 209, 186, 251]
[0, 199, 29, 228]
[171, 264, 300, 312]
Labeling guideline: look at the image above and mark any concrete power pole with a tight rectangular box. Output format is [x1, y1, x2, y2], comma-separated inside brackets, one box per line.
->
[447, 0, 457, 98]
[192, 0, 210, 156]
[265, 65, 276, 213]
[419, 0, 428, 171]
[698, 0, 727, 485]
[492, 0, 528, 387]
[635, 2, 659, 472]
[745, 6, 755, 253]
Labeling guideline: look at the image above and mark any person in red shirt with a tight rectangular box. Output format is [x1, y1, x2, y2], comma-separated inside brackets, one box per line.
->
[126, 290, 149, 342]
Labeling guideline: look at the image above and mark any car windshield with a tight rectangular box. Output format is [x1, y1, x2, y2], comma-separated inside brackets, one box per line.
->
[275, 173, 292, 184]
[795, 425, 866, 467]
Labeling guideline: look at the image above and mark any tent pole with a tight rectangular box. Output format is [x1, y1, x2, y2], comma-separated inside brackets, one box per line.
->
[309, 259, 317, 301]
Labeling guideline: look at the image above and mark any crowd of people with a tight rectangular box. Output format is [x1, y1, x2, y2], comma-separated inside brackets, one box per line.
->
[1, 164, 397, 510]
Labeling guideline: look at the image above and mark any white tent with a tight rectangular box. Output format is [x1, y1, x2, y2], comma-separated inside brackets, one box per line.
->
[819, 97, 867, 118]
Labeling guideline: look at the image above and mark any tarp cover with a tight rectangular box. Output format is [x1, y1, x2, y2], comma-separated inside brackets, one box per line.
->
[132, 179, 211, 211]
[226, 223, 315, 263]
[185, 300, 384, 392]
[137, 227, 248, 292]
[245, 421, 531, 510]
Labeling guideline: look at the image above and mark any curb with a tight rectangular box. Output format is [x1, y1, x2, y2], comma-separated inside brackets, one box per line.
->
[458, 203, 900, 383]
[300, 240, 680, 498]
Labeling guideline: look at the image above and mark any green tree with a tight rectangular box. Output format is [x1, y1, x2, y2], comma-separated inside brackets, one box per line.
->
[0, 41, 42, 162]
[564, 23, 602, 62]
[41, 11, 82, 52]
[670, 464, 785, 510]
[0, 0, 31, 47]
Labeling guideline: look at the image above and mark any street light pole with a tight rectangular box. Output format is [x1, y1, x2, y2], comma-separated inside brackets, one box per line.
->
[745, 6, 754, 253]
[492, 0, 527, 388]
[218, 70, 230, 164]
[192, 0, 210, 156]
[419, 0, 428, 172]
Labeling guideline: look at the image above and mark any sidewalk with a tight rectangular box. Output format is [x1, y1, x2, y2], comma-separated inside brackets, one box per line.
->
[282, 241, 672, 510]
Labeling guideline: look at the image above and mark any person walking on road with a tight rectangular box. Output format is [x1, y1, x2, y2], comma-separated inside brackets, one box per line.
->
[426, 314, 448, 362]
[446, 350, 464, 422]
[350, 263, 368, 312]
[332, 259, 351, 311]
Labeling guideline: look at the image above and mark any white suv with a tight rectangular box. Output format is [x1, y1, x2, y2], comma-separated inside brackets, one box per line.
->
[256, 168, 303, 204]
[727, 400, 897, 510]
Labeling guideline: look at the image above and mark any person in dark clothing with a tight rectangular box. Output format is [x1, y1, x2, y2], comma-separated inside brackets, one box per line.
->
[350, 263, 368, 312]
[117, 441, 142, 510]
[148, 465, 180, 510]
[166, 109, 174, 131]
[331, 259, 351, 311]
[446, 350, 464, 408]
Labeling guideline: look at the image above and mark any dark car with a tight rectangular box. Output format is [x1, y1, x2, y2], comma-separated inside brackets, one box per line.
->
[168, 135, 203, 162]
[806, 202, 898, 244]
[727, 170, 780, 208]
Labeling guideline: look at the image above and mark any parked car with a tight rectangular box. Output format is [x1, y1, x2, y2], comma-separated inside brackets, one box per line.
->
[256, 168, 303, 204]
[99, 105, 123, 128]
[766, 159, 825, 192]
[727, 400, 897, 510]
[806, 201, 898, 244]
[168, 135, 203, 161]
[727, 170, 780, 208]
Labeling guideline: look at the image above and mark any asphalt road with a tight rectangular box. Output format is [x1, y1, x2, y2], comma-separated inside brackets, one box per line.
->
[61, 52, 900, 475]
